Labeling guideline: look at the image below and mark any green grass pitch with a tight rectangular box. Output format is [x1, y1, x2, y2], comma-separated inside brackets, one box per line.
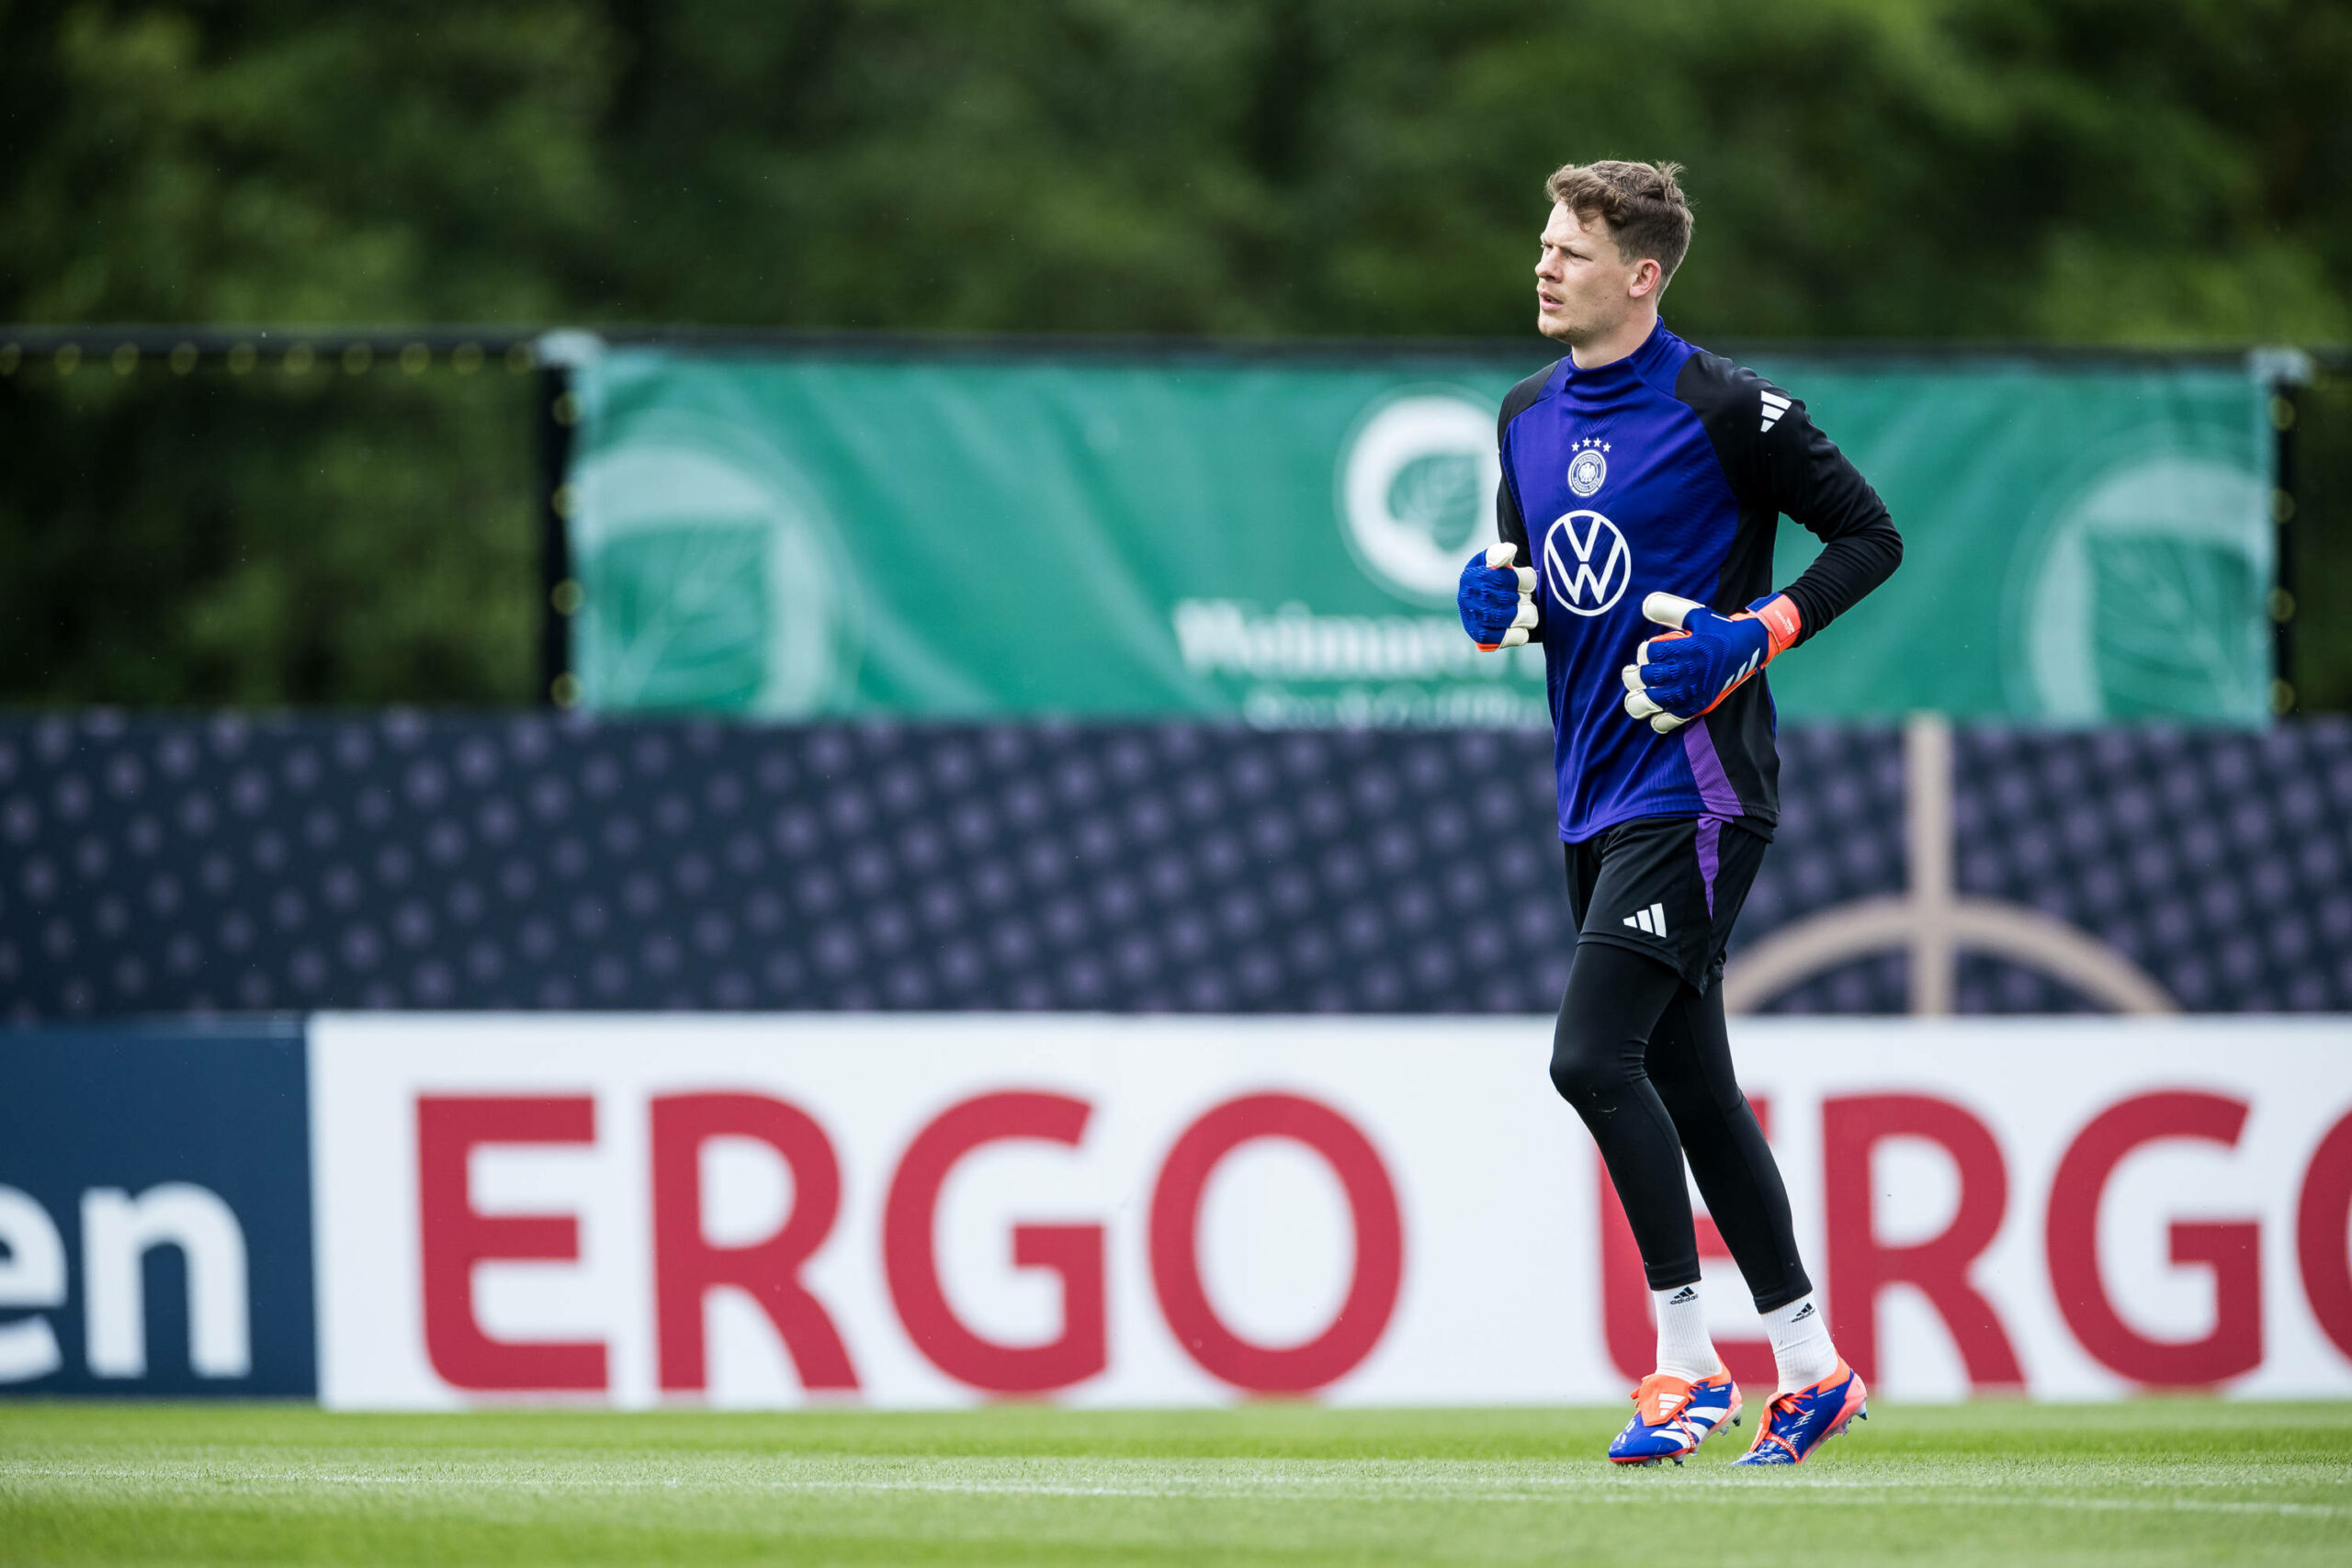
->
[4, 1401, 2348, 1565]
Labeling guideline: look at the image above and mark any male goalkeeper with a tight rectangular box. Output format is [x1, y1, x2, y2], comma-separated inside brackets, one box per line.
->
[1459, 160, 1901, 1467]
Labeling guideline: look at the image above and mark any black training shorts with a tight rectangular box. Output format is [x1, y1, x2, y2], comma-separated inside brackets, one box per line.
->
[1562, 815, 1770, 991]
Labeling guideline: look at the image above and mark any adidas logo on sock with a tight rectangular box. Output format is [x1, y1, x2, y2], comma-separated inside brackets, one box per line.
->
[1791, 1303, 1815, 1323]
[1623, 902, 1668, 938]
[1668, 1287, 1698, 1304]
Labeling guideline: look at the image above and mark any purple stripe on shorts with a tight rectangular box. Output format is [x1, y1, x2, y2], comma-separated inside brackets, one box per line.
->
[1679, 722, 1743, 818]
[1696, 816, 1724, 919]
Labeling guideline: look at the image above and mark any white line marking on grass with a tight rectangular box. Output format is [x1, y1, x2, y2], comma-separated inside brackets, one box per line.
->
[5, 1453, 2346, 1520]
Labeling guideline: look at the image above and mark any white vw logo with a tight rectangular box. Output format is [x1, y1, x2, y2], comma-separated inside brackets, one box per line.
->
[1543, 510, 1632, 616]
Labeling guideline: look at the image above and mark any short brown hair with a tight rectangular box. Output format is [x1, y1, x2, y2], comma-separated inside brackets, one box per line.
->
[1545, 160, 1694, 285]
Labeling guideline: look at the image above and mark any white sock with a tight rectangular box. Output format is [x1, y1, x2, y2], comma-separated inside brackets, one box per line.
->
[1652, 1282, 1717, 1382]
[1763, 1295, 1838, 1393]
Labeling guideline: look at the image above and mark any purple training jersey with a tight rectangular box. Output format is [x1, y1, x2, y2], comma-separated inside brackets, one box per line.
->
[1494, 321, 1901, 843]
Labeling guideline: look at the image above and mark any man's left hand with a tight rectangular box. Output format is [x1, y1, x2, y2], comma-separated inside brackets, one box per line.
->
[1622, 592, 1802, 734]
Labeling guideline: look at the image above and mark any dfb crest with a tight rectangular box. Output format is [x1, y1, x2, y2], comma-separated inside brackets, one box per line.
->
[1566, 437, 1609, 498]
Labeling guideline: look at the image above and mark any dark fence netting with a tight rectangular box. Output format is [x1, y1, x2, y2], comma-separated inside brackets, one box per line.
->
[4, 714, 2348, 1021]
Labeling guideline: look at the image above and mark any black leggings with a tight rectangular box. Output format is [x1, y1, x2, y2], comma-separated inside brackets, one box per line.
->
[1550, 940, 1811, 1312]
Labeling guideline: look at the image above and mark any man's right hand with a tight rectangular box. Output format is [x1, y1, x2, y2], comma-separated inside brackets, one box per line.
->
[1458, 543, 1539, 650]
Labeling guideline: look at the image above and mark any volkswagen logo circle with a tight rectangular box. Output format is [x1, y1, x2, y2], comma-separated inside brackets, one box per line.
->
[1542, 511, 1632, 616]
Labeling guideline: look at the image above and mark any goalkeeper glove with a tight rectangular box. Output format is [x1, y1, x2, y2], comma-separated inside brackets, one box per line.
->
[1621, 592, 1803, 734]
[1458, 543, 1539, 650]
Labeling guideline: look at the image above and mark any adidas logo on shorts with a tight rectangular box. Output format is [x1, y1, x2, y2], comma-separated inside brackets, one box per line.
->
[1623, 902, 1668, 938]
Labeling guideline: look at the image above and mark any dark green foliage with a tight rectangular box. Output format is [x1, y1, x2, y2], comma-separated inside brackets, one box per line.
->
[0, 359, 537, 705]
[1, 0, 2347, 705]
[2292, 375, 2352, 711]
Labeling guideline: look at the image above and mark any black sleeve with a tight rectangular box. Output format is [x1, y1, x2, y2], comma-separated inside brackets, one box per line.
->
[1493, 362, 1556, 568]
[1677, 353, 1902, 646]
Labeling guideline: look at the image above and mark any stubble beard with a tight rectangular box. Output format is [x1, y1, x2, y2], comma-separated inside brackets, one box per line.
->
[1538, 307, 1594, 347]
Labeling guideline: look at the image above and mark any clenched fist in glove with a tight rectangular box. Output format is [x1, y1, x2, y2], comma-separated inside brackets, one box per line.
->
[1458, 543, 1540, 650]
[1621, 592, 1803, 734]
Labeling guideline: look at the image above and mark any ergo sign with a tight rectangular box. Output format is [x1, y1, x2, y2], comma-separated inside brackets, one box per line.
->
[311, 1015, 2352, 1408]
[1597, 1090, 2352, 1394]
[413, 1089, 1399, 1399]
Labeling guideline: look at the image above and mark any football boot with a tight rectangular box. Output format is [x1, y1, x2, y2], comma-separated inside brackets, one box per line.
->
[1732, 1361, 1868, 1467]
[1606, 1367, 1742, 1466]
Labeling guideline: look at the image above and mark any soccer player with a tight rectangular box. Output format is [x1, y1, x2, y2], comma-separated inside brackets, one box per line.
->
[1457, 161, 1901, 1466]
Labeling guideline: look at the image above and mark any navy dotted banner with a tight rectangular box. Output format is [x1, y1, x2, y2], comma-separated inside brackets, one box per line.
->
[3, 715, 2348, 1019]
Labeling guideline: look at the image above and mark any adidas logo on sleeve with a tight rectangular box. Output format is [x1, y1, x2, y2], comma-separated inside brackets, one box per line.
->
[1758, 389, 1792, 432]
[1623, 902, 1669, 938]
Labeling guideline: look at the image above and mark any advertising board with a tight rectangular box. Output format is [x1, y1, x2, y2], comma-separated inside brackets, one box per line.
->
[9, 1014, 2345, 1405]
[560, 345, 2277, 725]
[306, 1015, 2352, 1408]
[0, 1023, 315, 1396]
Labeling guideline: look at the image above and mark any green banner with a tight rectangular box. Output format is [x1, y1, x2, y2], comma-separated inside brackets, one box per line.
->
[560, 341, 2275, 725]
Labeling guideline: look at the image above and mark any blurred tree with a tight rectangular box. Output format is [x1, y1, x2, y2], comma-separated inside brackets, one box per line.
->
[0, 365, 537, 704]
[2295, 373, 2352, 710]
[1, 0, 2346, 703]
[0, 0, 599, 703]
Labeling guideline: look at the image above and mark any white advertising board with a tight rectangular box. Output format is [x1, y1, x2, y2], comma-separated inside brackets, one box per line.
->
[309, 1015, 2352, 1408]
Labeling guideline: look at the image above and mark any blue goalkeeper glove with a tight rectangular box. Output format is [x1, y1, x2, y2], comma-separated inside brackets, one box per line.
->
[1458, 543, 1539, 650]
[1621, 592, 1803, 733]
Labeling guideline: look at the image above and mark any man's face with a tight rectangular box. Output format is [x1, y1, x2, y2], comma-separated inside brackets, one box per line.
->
[1533, 201, 1656, 344]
